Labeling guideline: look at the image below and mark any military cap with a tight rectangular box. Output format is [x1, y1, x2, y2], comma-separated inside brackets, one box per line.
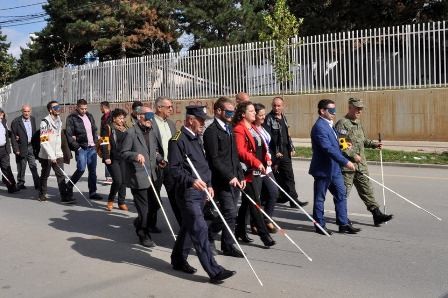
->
[348, 97, 364, 108]
[186, 105, 212, 120]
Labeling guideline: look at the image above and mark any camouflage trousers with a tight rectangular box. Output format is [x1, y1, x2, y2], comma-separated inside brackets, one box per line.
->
[343, 168, 379, 211]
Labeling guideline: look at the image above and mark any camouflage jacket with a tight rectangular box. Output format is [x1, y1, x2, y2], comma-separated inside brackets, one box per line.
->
[334, 116, 377, 170]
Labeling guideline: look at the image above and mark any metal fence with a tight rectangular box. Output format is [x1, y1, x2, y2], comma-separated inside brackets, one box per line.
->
[0, 21, 446, 112]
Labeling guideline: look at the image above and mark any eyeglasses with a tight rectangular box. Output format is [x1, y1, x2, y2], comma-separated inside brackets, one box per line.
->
[160, 105, 173, 109]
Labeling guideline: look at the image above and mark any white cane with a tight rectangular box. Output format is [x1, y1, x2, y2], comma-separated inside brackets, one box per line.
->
[379, 133, 387, 214]
[240, 189, 312, 261]
[185, 155, 263, 287]
[267, 176, 331, 237]
[142, 163, 177, 241]
[0, 169, 13, 186]
[356, 170, 442, 221]
[57, 165, 93, 207]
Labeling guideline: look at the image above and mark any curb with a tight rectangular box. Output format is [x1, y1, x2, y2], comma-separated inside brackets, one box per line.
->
[292, 157, 448, 169]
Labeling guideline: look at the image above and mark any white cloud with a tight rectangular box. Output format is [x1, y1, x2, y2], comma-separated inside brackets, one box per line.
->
[3, 28, 32, 58]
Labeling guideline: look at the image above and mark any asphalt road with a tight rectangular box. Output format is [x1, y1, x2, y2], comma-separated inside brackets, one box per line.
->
[0, 159, 447, 298]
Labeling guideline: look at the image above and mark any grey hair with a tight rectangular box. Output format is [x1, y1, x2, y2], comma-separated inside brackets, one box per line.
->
[155, 96, 171, 107]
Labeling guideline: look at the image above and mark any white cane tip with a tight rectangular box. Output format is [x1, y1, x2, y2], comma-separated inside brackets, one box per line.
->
[308, 257, 313, 262]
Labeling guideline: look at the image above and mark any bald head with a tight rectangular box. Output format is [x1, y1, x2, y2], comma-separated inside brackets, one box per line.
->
[235, 92, 250, 104]
[21, 104, 32, 119]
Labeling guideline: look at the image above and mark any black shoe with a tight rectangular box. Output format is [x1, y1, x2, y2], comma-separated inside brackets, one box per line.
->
[173, 262, 197, 274]
[315, 227, 333, 236]
[147, 226, 162, 234]
[8, 187, 20, 193]
[339, 224, 361, 234]
[210, 269, 236, 284]
[289, 199, 308, 208]
[137, 230, 155, 248]
[61, 197, 76, 204]
[38, 195, 48, 202]
[235, 230, 253, 243]
[18, 184, 27, 190]
[371, 208, 393, 226]
[222, 248, 244, 258]
[89, 193, 103, 201]
[261, 234, 276, 247]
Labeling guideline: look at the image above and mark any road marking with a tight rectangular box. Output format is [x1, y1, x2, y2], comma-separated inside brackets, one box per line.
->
[324, 210, 371, 218]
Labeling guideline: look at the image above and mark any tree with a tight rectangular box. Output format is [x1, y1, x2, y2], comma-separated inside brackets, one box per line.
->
[0, 30, 16, 87]
[177, 0, 267, 49]
[260, 0, 301, 94]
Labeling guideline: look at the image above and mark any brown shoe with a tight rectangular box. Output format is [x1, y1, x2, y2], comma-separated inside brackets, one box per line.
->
[106, 201, 114, 211]
[266, 222, 277, 234]
[118, 204, 128, 211]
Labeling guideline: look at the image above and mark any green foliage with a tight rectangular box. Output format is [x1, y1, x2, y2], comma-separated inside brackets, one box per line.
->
[294, 147, 448, 165]
[0, 30, 16, 87]
[177, 0, 267, 49]
[260, 0, 301, 91]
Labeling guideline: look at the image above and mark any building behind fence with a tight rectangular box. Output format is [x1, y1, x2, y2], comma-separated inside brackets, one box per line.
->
[0, 21, 446, 113]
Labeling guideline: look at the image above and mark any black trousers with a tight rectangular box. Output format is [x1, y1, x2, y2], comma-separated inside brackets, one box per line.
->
[131, 187, 158, 231]
[274, 156, 299, 202]
[16, 144, 40, 188]
[106, 160, 126, 204]
[0, 146, 17, 191]
[171, 188, 224, 278]
[208, 186, 239, 252]
[236, 176, 269, 238]
[39, 158, 68, 198]
[154, 166, 182, 226]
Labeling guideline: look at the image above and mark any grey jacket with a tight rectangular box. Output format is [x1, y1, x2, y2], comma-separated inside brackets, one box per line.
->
[121, 123, 159, 190]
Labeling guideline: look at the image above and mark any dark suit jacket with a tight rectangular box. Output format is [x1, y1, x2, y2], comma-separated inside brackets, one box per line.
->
[152, 117, 176, 161]
[203, 119, 243, 190]
[308, 117, 349, 178]
[10, 116, 37, 157]
[121, 124, 159, 189]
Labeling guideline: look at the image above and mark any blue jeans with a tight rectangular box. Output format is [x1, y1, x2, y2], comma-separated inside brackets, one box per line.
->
[70, 147, 98, 195]
[312, 173, 349, 228]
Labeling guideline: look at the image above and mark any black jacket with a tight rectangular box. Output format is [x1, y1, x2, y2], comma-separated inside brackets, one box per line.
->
[0, 118, 12, 154]
[203, 119, 243, 190]
[66, 111, 98, 151]
[263, 111, 295, 160]
[10, 115, 37, 157]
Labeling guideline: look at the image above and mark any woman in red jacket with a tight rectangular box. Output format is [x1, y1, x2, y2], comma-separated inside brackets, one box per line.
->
[233, 101, 276, 247]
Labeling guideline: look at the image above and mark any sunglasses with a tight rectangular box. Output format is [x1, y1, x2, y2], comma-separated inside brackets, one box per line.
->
[52, 105, 61, 111]
[326, 107, 336, 115]
[224, 109, 235, 118]
[144, 112, 155, 121]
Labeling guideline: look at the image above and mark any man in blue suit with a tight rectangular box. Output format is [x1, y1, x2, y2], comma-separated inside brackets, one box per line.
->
[309, 99, 361, 235]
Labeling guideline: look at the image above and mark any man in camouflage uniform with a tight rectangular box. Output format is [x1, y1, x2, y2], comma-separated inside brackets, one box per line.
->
[335, 97, 393, 226]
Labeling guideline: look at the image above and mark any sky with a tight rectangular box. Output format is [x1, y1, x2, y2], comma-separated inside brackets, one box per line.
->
[0, 0, 47, 58]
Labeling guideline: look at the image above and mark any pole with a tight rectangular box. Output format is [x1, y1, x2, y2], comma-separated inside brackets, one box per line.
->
[356, 170, 442, 221]
[57, 166, 93, 207]
[240, 189, 312, 261]
[185, 155, 263, 287]
[142, 164, 176, 241]
[267, 176, 331, 237]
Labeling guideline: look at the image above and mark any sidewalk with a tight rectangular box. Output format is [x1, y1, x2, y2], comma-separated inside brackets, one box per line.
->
[292, 138, 448, 153]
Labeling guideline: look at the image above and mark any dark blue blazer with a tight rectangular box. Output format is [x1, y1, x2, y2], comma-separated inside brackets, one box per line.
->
[309, 117, 349, 178]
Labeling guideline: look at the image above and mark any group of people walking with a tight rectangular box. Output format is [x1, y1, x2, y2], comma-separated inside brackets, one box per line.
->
[0, 93, 393, 284]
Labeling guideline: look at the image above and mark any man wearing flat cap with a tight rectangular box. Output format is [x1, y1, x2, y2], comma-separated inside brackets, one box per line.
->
[335, 97, 393, 226]
[168, 105, 236, 284]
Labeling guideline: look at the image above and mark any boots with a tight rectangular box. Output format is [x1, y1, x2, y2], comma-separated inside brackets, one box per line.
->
[371, 208, 393, 226]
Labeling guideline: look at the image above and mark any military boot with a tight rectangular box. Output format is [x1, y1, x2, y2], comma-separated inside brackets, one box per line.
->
[371, 208, 393, 226]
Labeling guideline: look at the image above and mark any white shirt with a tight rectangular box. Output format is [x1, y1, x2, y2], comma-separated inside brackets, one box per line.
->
[154, 114, 172, 160]
[319, 116, 337, 140]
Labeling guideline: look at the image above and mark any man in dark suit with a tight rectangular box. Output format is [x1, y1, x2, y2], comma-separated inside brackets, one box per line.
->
[309, 99, 360, 235]
[151, 96, 181, 230]
[0, 109, 19, 193]
[121, 106, 161, 247]
[169, 105, 236, 284]
[10, 104, 40, 190]
[203, 96, 245, 258]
